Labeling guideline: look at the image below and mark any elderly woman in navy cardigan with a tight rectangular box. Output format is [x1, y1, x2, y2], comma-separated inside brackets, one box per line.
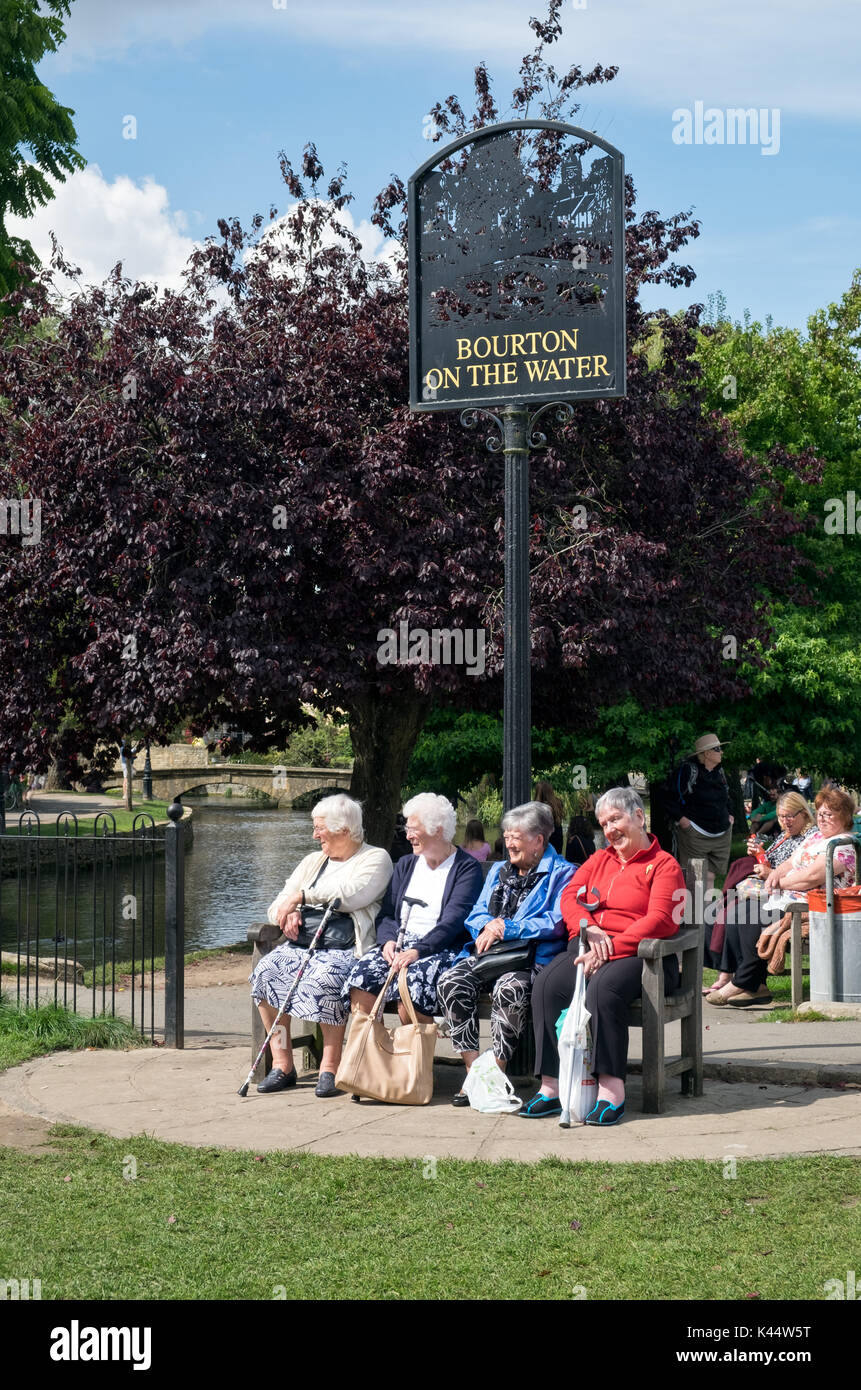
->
[344, 793, 484, 1024]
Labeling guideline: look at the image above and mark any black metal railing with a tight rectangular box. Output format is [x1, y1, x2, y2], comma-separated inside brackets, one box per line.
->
[0, 799, 186, 1044]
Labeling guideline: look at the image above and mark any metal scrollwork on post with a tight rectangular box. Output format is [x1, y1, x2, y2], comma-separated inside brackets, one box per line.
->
[459, 408, 504, 453]
[528, 401, 575, 450]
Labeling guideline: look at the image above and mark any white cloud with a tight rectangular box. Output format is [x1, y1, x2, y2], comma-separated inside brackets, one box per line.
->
[51, 0, 861, 119]
[6, 164, 198, 294]
[250, 201, 401, 278]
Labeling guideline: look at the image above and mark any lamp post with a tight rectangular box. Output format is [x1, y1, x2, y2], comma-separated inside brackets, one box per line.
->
[142, 741, 153, 801]
[408, 119, 626, 816]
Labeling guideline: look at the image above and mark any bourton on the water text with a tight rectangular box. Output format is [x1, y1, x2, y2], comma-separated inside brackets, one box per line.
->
[424, 327, 611, 393]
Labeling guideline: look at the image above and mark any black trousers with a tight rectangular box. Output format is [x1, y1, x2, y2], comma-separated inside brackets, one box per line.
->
[532, 951, 679, 1082]
[719, 919, 768, 993]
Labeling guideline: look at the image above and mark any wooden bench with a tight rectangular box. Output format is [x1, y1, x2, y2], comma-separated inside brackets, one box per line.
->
[251, 858, 707, 1114]
[625, 857, 704, 1113]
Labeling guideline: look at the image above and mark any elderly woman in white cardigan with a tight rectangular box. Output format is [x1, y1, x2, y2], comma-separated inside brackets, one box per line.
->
[249, 794, 392, 1098]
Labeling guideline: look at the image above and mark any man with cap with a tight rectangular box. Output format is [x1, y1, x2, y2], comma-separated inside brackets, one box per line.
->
[665, 734, 734, 891]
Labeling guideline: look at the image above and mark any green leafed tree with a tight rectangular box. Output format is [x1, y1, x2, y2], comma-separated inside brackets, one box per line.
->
[0, 0, 85, 307]
[693, 272, 861, 784]
[590, 272, 861, 815]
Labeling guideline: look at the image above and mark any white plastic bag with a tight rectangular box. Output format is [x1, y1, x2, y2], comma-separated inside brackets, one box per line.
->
[558, 961, 597, 1127]
[462, 1048, 522, 1113]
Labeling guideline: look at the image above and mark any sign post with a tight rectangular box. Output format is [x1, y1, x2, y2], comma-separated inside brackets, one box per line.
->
[409, 120, 626, 809]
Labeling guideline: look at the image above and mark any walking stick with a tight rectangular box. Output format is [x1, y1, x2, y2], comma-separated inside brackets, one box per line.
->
[237, 897, 342, 1097]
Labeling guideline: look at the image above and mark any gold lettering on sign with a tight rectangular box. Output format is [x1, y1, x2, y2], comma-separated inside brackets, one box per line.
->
[426, 331, 611, 393]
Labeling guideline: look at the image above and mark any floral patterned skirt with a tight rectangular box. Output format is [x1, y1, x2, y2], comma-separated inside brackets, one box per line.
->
[342, 940, 457, 1016]
[249, 941, 355, 1027]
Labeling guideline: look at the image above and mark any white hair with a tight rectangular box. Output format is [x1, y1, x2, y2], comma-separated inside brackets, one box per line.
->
[402, 792, 457, 842]
[595, 787, 646, 822]
[311, 794, 364, 843]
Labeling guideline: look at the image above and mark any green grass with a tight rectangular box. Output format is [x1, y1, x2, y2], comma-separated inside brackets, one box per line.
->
[2, 941, 251, 985]
[81, 940, 251, 987]
[4, 799, 171, 835]
[765, 1007, 853, 1023]
[0, 1130, 857, 1300]
[702, 964, 844, 1020]
[0, 994, 146, 1070]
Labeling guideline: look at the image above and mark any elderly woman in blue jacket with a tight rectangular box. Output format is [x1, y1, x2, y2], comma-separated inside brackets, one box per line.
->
[437, 801, 574, 1106]
[344, 793, 484, 1024]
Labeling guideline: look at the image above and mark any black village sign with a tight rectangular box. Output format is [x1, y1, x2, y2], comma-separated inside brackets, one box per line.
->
[409, 120, 626, 412]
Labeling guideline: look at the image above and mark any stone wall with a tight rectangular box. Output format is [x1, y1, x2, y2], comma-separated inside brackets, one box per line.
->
[108, 743, 210, 772]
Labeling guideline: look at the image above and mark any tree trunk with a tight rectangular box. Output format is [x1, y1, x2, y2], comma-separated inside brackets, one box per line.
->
[43, 757, 74, 791]
[348, 691, 431, 853]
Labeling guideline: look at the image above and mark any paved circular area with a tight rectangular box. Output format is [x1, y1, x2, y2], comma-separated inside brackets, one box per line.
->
[1, 1046, 859, 1161]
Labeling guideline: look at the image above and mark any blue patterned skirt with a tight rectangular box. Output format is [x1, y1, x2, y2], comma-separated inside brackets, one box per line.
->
[342, 940, 457, 1017]
[249, 941, 355, 1027]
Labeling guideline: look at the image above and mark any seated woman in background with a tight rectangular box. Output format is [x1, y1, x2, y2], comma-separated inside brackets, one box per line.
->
[706, 791, 816, 1006]
[759, 786, 856, 908]
[345, 793, 483, 1030]
[522, 787, 683, 1124]
[437, 801, 574, 1106]
[564, 814, 596, 867]
[250, 794, 392, 1099]
[461, 818, 492, 863]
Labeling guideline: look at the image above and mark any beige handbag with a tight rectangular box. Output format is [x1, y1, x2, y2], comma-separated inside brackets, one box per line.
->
[335, 965, 437, 1105]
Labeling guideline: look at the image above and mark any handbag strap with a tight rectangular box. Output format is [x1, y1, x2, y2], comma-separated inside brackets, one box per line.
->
[306, 855, 330, 891]
[368, 965, 419, 1026]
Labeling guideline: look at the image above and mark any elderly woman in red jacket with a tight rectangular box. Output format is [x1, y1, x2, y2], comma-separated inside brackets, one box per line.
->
[521, 787, 684, 1125]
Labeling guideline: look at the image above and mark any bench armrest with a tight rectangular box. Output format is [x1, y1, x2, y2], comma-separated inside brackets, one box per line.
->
[247, 921, 282, 951]
[637, 929, 698, 960]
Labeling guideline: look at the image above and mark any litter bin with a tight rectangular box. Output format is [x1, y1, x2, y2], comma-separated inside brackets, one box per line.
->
[807, 836, 861, 1003]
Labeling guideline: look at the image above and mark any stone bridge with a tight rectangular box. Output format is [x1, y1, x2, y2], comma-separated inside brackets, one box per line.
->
[105, 763, 351, 809]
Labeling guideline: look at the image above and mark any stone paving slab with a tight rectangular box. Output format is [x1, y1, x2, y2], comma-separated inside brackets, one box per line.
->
[1, 1045, 859, 1162]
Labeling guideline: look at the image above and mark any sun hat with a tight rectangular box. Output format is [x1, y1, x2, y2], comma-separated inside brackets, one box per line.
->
[694, 733, 729, 755]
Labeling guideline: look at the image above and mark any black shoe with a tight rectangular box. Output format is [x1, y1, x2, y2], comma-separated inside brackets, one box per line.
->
[315, 1071, 340, 1098]
[520, 1092, 562, 1119]
[257, 1066, 297, 1094]
[584, 1099, 625, 1126]
[452, 1090, 470, 1107]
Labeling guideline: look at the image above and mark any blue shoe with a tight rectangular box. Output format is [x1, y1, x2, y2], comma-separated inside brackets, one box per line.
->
[520, 1092, 562, 1118]
[584, 1098, 625, 1126]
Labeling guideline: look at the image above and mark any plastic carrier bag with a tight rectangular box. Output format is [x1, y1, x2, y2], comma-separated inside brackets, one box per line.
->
[462, 1048, 522, 1113]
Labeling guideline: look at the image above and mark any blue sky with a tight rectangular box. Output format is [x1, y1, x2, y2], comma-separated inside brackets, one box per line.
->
[15, 0, 861, 332]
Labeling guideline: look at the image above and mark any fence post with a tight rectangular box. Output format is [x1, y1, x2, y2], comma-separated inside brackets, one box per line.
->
[0, 763, 6, 834]
[164, 798, 185, 1047]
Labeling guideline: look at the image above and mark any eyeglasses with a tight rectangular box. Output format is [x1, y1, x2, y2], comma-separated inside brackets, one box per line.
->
[817, 808, 838, 821]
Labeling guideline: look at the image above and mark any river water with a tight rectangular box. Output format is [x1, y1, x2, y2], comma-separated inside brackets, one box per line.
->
[0, 798, 316, 964]
[0, 798, 515, 964]
[184, 798, 314, 948]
